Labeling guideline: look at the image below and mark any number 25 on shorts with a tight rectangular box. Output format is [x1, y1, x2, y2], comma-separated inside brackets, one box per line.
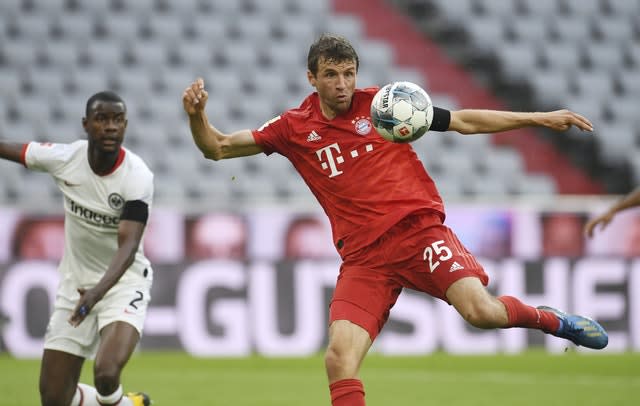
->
[423, 240, 452, 273]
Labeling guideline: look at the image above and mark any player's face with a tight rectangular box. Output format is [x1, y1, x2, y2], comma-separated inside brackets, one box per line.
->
[83, 101, 127, 153]
[308, 57, 357, 120]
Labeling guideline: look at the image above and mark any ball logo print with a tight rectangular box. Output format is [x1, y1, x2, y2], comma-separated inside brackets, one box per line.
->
[370, 81, 434, 143]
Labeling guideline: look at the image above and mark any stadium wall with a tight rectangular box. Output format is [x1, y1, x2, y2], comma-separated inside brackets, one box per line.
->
[0, 201, 638, 357]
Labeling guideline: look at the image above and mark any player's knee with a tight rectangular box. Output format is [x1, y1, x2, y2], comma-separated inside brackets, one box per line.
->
[324, 344, 359, 377]
[461, 301, 502, 329]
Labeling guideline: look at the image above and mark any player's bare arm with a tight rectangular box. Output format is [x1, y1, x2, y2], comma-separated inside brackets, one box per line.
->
[69, 218, 146, 326]
[584, 187, 640, 238]
[448, 109, 594, 134]
[0, 142, 25, 163]
[183, 78, 262, 160]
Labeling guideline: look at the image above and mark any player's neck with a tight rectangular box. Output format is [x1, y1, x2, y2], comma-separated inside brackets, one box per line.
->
[88, 148, 121, 176]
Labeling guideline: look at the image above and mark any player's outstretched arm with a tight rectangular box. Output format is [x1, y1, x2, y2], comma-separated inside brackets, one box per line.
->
[448, 109, 593, 135]
[183, 78, 262, 160]
[0, 142, 26, 164]
[584, 188, 640, 238]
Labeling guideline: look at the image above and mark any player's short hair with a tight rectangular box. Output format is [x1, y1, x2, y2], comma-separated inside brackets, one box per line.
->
[307, 33, 359, 75]
[85, 91, 126, 117]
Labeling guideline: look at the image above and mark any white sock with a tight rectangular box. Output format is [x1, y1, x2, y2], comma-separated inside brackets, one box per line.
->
[70, 383, 97, 406]
[95, 384, 133, 406]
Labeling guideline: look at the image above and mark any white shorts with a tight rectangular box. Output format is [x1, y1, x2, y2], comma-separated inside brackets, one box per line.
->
[43, 278, 152, 359]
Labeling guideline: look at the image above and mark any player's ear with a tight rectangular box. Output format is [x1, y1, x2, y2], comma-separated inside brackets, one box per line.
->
[307, 70, 316, 86]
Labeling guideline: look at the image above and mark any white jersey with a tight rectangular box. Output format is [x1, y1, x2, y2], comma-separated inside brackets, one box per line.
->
[23, 140, 154, 294]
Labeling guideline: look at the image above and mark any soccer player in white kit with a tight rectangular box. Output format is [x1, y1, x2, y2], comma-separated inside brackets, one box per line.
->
[0, 91, 153, 406]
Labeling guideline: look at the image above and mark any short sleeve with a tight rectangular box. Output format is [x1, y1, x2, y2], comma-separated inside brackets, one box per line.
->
[251, 115, 289, 156]
[24, 142, 73, 174]
[123, 165, 154, 206]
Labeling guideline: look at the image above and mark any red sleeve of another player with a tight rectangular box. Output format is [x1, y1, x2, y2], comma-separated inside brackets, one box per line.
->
[252, 115, 289, 156]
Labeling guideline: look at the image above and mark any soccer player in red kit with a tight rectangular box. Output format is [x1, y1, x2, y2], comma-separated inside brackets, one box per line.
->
[183, 34, 608, 406]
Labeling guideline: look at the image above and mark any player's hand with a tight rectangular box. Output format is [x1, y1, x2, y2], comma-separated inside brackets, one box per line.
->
[183, 78, 209, 115]
[539, 109, 594, 132]
[584, 212, 615, 238]
[68, 288, 101, 327]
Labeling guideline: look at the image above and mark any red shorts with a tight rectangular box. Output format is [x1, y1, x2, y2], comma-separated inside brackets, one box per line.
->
[329, 211, 489, 341]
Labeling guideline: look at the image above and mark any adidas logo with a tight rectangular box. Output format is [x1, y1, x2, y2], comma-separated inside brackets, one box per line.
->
[307, 130, 321, 142]
[449, 261, 465, 272]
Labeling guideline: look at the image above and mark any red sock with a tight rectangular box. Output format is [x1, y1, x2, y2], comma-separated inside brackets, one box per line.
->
[498, 296, 560, 333]
[329, 378, 365, 406]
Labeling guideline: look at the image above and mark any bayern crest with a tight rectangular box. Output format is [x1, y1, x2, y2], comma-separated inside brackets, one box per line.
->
[353, 116, 372, 136]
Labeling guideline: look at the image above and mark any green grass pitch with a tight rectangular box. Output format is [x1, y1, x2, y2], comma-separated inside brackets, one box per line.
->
[1, 351, 638, 405]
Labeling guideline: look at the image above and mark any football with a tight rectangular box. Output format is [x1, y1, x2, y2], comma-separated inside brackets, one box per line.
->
[370, 81, 434, 143]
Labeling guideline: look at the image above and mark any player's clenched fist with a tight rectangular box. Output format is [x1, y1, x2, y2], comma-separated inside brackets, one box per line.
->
[183, 78, 208, 115]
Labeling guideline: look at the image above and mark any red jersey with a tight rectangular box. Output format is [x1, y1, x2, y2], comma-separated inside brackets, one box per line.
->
[252, 88, 444, 257]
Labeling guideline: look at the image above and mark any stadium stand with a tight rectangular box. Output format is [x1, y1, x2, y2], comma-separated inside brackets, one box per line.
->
[1, 0, 630, 210]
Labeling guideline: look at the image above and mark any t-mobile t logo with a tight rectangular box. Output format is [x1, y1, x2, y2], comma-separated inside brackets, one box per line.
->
[316, 143, 344, 178]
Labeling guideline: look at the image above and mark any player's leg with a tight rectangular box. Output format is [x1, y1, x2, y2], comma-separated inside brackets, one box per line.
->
[39, 349, 84, 406]
[326, 320, 372, 380]
[92, 321, 148, 406]
[446, 276, 556, 329]
[446, 277, 608, 349]
[327, 259, 403, 406]
[41, 291, 101, 406]
[325, 320, 371, 406]
[402, 215, 608, 349]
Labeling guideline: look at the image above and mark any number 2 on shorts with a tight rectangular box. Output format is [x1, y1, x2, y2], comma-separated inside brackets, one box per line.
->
[423, 240, 453, 273]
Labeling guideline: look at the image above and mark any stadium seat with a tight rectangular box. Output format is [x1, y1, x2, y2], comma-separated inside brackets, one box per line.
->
[23, 66, 67, 97]
[430, 0, 475, 25]
[36, 39, 79, 69]
[65, 66, 112, 95]
[593, 16, 635, 43]
[10, 12, 52, 40]
[538, 42, 582, 72]
[594, 123, 636, 162]
[465, 173, 511, 197]
[606, 0, 640, 15]
[549, 16, 594, 43]
[321, 15, 364, 43]
[99, 14, 142, 42]
[0, 68, 23, 99]
[617, 69, 640, 96]
[230, 15, 274, 41]
[28, 0, 70, 14]
[463, 16, 507, 51]
[481, 148, 525, 177]
[528, 70, 572, 106]
[495, 43, 540, 81]
[292, 0, 330, 15]
[0, 0, 22, 15]
[506, 16, 550, 44]
[512, 173, 557, 195]
[50, 12, 97, 40]
[122, 39, 169, 67]
[603, 96, 640, 127]
[112, 0, 156, 14]
[571, 70, 615, 98]
[78, 38, 124, 70]
[476, 0, 517, 17]
[561, 0, 604, 17]
[519, 0, 561, 17]
[0, 38, 39, 68]
[582, 42, 626, 72]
